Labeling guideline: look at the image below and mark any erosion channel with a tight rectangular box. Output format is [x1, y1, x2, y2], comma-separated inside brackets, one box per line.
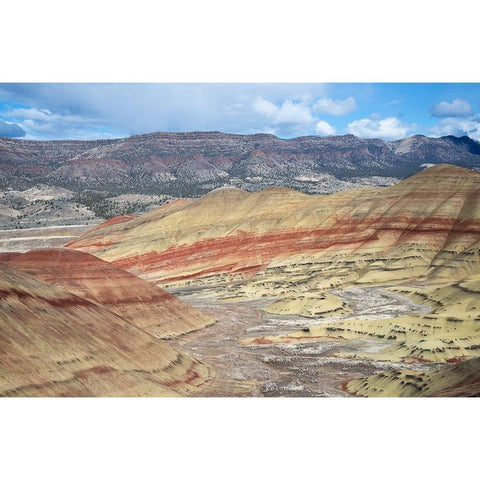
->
[168, 287, 439, 397]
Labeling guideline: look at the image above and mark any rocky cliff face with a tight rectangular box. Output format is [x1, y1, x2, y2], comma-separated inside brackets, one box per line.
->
[2, 132, 480, 194]
[0, 137, 114, 189]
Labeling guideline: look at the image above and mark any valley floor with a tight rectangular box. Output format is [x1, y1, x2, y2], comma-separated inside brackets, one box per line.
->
[170, 287, 441, 397]
[0, 224, 99, 252]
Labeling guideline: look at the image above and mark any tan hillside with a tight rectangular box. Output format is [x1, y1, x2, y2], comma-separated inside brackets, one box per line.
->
[3, 248, 213, 339]
[0, 263, 210, 397]
[346, 357, 480, 397]
[67, 164, 480, 292]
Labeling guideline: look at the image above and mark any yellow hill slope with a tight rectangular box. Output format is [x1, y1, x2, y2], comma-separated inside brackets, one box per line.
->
[67, 165, 480, 292]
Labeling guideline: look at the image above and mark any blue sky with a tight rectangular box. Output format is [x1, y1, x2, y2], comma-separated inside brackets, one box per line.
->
[0, 83, 480, 141]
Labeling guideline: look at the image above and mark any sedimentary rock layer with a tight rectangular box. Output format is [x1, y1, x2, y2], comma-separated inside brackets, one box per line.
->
[3, 248, 213, 339]
[346, 357, 480, 397]
[242, 276, 480, 364]
[66, 164, 480, 388]
[67, 164, 480, 293]
[0, 263, 210, 396]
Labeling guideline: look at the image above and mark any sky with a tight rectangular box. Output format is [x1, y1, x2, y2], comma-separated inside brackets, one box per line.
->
[0, 83, 480, 141]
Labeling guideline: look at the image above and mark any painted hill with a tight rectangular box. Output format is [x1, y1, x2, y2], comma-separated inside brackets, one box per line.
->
[67, 164, 480, 369]
[67, 164, 480, 291]
[346, 356, 480, 397]
[3, 248, 213, 339]
[0, 263, 210, 396]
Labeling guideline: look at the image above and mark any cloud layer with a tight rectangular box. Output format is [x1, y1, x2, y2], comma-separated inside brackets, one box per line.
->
[314, 97, 356, 116]
[0, 84, 479, 142]
[0, 84, 332, 139]
[3, 107, 114, 140]
[430, 117, 480, 141]
[315, 120, 336, 136]
[253, 98, 313, 126]
[428, 97, 479, 141]
[251, 95, 355, 137]
[431, 98, 472, 118]
[347, 116, 414, 140]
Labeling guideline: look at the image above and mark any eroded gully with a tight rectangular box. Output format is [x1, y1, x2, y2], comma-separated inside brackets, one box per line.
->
[167, 286, 437, 397]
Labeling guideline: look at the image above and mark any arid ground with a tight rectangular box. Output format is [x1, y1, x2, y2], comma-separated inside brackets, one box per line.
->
[3, 164, 480, 396]
[170, 287, 441, 396]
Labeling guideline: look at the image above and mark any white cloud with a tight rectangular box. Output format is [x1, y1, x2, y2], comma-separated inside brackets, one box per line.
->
[0, 83, 330, 139]
[315, 120, 336, 136]
[431, 98, 472, 118]
[253, 97, 313, 125]
[347, 116, 414, 140]
[313, 96, 356, 116]
[3, 107, 111, 140]
[430, 117, 480, 141]
[7, 107, 98, 125]
[8, 108, 56, 121]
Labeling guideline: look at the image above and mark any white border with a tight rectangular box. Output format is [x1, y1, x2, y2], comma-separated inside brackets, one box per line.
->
[2, 1, 480, 82]
[1, 1, 479, 478]
[1, 398, 478, 479]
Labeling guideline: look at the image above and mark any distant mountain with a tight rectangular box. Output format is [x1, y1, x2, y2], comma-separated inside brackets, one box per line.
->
[2, 132, 480, 195]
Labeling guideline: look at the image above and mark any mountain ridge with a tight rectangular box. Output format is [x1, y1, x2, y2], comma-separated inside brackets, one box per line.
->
[2, 132, 480, 195]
